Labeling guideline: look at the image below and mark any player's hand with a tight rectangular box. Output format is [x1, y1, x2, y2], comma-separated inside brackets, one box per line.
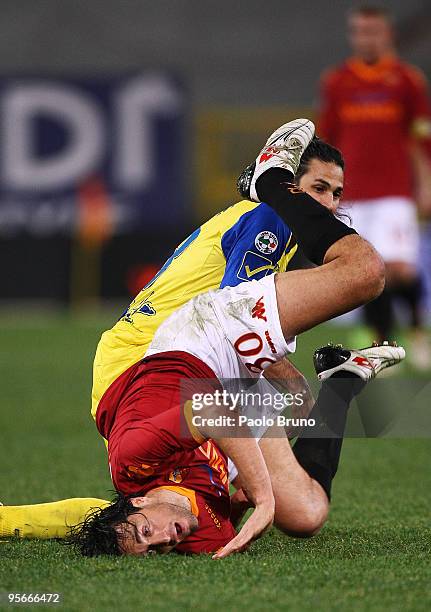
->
[212, 500, 274, 559]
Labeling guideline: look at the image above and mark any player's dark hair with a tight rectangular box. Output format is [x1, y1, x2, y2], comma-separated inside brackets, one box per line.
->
[65, 492, 141, 556]
[295, 137, 344, 184]
[295, 137, 351, 226]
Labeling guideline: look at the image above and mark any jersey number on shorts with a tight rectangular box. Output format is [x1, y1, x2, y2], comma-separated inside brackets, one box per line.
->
[234, 332, 276, 374]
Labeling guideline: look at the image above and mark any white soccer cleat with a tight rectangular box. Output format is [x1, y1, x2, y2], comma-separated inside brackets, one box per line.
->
[314, 341, 406, 382]
[237, 118, 315, 202]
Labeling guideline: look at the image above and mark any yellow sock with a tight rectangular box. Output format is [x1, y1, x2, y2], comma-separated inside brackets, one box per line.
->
[0, 498, 110, 539]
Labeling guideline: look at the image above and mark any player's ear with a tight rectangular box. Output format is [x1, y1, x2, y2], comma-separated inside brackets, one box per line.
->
[130, 496, 149, 508]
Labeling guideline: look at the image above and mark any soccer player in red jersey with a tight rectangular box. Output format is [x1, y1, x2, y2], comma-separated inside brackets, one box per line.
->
[0, 120, 405, 557]
[317, 5, 431, 368]
[66, 120, 404, 558]
[0, 135, 347, 545]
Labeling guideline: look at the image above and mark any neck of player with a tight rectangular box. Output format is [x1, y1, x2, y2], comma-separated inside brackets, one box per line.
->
[146, 488, 192, 511]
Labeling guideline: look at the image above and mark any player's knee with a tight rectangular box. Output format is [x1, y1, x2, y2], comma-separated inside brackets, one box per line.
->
[348, 243, 385, 302]
[369, 251, 386, 297]
[276, 501, 328, 538]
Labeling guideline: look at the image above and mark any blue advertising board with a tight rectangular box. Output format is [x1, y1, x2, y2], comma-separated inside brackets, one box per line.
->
[0, 73, 187, 236]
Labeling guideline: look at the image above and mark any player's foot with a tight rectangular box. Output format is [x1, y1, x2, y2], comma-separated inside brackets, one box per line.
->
[313, 341, 406, 382]
[237, 118, 315, 202]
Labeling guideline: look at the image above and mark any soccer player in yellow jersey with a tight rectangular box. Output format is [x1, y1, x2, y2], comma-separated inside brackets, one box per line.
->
[1, 135, 347, 540]
[92, 137, 345, 419]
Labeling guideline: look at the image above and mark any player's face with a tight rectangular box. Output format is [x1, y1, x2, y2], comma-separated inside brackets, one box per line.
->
[115, 501, 199, 556]
[298, 159, 344, 213]
[348, 14, 393, 63]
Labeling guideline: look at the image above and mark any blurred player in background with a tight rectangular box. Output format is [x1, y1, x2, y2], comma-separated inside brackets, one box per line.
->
[318, 5, 431, 369]
[0, 134, 346, 541]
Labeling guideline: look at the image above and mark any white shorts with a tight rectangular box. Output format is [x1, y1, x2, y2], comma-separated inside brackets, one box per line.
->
[145, 274, 296, 380]
[145, 275, 296, 483]
[346, 197, 419, 266]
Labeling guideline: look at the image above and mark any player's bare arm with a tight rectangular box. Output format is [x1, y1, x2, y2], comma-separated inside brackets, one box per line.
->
[264, 357, 315, 427]
[195, 408, 275, 559]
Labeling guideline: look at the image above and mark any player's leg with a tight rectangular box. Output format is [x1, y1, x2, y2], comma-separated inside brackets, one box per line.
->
[386, 261, 430, 369]
[0, 498, 110, 539]
[238, 121, 385, 336]
[259, 431, 329, 537]
[347, 200, 396, 343]
[355, 196, 429, 366]
[258, 358, 363, 536]
[383, 197, 429, 368]
[363, 289, 394, 343]
[258, 343, 405, 537]
[387, 262, 422, 327]
[273, 232, 384, 339]
[229, 371, 352, 537]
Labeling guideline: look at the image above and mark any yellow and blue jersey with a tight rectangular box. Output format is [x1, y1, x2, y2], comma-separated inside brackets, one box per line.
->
[92, 199, 297, 418]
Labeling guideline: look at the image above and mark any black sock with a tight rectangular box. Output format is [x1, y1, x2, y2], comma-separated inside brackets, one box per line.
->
[363, 288, 395, 341]
[293, 372, 365, 500]
[391, 276, 423, 328]
[255, 168, 357, 264]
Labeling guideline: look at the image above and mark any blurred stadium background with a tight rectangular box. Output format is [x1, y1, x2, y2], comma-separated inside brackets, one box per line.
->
[1, 2, 431, 609]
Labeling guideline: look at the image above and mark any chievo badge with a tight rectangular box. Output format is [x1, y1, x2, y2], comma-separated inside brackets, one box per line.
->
[255, 230, 278, 254]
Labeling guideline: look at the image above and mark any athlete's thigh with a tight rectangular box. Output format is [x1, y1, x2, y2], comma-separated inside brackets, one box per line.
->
[274, 257, 352, 337]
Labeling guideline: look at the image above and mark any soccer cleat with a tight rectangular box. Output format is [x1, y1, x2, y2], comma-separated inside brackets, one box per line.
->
[313, 341, 406, 382]
[237, 118, 315, 202]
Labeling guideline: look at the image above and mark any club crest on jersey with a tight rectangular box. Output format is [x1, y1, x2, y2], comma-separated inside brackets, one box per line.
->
[169, 467, 189, 484]
[255, 230, 278, 254]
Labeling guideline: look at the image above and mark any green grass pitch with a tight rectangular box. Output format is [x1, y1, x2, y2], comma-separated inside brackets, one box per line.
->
[0, 315, 430, 611]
